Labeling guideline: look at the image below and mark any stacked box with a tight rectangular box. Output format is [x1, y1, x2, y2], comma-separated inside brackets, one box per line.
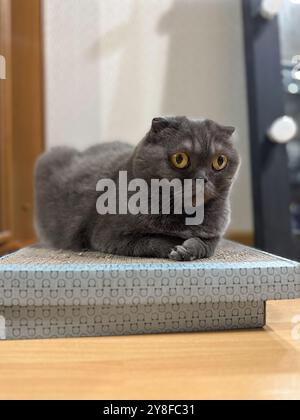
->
[0, 241, 299, 340]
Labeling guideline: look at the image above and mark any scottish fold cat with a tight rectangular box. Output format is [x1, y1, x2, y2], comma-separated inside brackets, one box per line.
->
[35, 117, 240, 260]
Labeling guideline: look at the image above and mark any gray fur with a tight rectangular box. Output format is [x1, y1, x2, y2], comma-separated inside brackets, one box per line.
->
[35, 117, 240, 260]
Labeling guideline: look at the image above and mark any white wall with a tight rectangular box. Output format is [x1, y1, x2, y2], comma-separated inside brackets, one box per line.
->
[43, 0, 253, 232]
[279, 1, 300, 61]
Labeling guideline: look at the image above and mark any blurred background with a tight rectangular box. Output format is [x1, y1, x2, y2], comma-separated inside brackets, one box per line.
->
[0, 0, 299, 260]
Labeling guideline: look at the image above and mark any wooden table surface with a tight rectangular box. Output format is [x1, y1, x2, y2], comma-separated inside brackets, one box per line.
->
[0, 300, 300, 400]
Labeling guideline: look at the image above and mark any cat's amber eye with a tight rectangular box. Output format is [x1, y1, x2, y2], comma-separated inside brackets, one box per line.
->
[212, 155, 228, 171]
[170, 152, 190, 169]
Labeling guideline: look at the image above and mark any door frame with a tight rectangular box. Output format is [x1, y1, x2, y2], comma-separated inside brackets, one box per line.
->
[0, 0, 13, 246]
[242, 0, 300, 260]
[0, 0, 44, 254]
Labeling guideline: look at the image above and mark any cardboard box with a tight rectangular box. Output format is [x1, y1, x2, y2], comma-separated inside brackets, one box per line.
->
[0, 241, 299, 340]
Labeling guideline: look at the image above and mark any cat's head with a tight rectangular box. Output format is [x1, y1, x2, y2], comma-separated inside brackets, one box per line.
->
[133, 116, 240, 202]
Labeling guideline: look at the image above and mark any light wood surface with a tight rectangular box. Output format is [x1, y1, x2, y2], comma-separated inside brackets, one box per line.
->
[0, 300, 300, 400]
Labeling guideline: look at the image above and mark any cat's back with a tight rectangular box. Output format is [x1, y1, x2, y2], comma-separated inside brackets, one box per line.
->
[82, 141, 134, 175]
[35, 141, 134, 249]
[36, 141, 133, 185]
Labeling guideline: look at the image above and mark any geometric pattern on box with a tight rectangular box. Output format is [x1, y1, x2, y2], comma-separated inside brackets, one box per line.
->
[0, 241, 299, 340]
[0, 302, 267, 340]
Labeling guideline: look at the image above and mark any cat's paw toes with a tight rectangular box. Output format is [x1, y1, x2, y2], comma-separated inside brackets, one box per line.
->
[169, 245, 197, 261]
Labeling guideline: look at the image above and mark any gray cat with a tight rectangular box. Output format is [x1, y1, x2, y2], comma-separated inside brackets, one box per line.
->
[35, 117, 240, 261]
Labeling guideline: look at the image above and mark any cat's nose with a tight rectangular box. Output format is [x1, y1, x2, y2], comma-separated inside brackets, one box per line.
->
[196, 172, 208, 184]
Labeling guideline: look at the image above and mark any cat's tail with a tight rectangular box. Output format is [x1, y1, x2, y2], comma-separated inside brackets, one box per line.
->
[34, 147, 79, 247]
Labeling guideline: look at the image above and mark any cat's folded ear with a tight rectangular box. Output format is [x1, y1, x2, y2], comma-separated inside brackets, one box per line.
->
[205, 120, 236, 140]
[151, 117, 170, 133]
[219, 125, 236, 140]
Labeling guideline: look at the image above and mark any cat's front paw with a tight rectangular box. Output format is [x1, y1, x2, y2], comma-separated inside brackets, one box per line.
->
[169, 238, 209, 261]
[169, 245, 197, 261]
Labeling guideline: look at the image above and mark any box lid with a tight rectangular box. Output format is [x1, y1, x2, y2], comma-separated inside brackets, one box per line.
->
[0, 241, 299, 308]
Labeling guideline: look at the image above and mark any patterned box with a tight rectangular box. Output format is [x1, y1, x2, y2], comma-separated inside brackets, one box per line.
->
[0, 241, 299, 340]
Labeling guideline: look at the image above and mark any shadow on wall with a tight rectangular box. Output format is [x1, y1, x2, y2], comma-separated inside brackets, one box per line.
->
[158, 0, 245, 121]
[95, 0, 248, 132]
[89, 1, 146, 141]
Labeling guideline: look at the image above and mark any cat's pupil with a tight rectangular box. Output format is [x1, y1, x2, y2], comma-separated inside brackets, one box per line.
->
[176, 154, 184, 164]
[218, 156, 224, 166]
